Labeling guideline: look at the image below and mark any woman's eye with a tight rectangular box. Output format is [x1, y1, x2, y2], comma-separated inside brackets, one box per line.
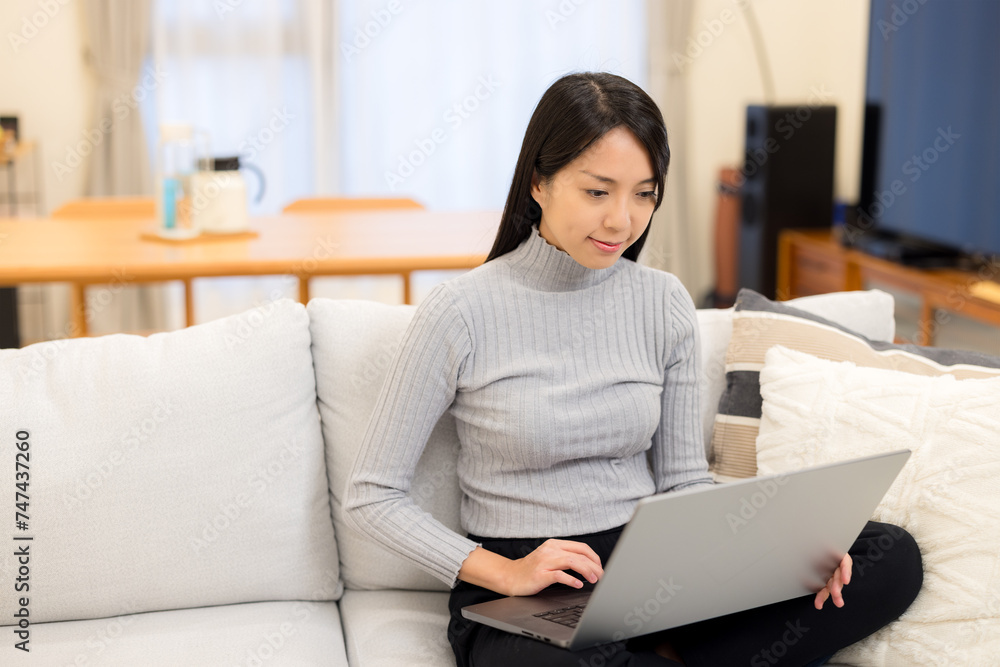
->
[587, 189, 608, 198]
[638, 190, 657, 200]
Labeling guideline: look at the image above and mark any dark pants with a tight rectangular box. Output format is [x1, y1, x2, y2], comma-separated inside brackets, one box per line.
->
[448, 521, 923, 667]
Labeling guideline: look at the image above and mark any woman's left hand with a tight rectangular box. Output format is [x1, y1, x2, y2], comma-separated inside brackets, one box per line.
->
[814, 553, 852, 610]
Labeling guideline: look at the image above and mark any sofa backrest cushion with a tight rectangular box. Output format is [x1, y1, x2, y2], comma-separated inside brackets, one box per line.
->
[0, 299, 342, 624]
[309, 299, 460, 592]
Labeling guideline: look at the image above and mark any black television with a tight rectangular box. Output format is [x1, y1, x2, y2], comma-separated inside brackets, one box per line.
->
[850, 0, 1000, 267]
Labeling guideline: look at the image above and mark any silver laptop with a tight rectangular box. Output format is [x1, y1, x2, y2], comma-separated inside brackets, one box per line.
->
[462, 449, 910, 650]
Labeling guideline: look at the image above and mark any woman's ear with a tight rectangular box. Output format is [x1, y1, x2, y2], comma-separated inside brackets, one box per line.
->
[530, 170, 546, 205]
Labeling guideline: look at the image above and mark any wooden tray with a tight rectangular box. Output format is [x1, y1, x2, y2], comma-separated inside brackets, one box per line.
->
[140, 229, 259, 244]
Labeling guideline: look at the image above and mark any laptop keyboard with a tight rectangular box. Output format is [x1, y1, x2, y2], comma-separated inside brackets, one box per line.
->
[533, 604, 587, 628]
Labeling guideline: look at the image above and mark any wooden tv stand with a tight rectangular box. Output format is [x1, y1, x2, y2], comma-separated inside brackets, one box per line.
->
[777, 229, 1000, 347]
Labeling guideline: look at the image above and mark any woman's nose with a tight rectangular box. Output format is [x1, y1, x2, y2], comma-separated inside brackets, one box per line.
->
[605, 197, 631, 231]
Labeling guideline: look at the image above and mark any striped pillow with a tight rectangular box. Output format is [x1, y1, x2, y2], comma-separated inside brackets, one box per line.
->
[710, 288, 1000, 478]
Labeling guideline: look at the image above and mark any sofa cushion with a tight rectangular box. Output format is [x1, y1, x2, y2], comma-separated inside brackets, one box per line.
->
[697, 289, 896, 470]
[0, 600, 348, 666]
[339, 590, 453, 666]
[309, 299, 462, 592]
[0, 299, 341, 624]
[756, 345, 1000, 666]
[709, 287, 989, 479]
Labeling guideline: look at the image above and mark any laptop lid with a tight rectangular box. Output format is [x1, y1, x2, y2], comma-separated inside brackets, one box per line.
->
[464, 449, 911, 650]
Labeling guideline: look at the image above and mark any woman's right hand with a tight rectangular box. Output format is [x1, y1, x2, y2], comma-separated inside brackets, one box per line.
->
[458, 539, 604, 597]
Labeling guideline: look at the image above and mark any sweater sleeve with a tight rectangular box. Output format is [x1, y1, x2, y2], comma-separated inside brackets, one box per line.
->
[343, 284, 480, 588]
[650, 278, 714, 493]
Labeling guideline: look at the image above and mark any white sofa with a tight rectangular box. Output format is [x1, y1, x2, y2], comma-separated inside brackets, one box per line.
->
[0, 289, 915, 665]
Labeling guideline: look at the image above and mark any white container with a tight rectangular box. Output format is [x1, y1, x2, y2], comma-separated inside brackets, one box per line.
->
[190, 155, 265, 233]
[190, 169, 249, 233]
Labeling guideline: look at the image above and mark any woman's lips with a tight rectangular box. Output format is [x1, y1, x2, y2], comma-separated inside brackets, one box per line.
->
[590, 237, 623, 252]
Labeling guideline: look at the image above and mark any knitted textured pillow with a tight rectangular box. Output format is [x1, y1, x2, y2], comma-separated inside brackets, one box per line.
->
[757, 345, 1000, 666]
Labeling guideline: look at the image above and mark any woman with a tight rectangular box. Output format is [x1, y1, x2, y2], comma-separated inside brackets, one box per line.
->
[345, 72, 923, 666]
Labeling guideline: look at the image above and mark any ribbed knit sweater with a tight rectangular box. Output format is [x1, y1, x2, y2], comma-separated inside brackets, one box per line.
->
[345, 224, 713, 587]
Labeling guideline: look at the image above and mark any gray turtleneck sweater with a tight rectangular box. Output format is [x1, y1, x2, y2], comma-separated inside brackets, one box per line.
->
[345, 224, 713, 587]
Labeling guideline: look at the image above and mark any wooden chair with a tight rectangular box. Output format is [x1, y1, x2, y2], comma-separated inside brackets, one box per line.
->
[51, 197, 193, 336]
[281, 197, 423, 214]
[282, 197, 425, 304]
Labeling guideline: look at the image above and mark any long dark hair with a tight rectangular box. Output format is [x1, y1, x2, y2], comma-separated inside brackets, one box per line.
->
[486, 72, 670, 263]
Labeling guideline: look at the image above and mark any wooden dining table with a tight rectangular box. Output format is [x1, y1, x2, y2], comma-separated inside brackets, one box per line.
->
[0, 208, 501, 337]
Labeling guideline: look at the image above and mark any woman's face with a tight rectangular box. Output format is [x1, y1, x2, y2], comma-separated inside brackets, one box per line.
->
[531, 126, 657, 270]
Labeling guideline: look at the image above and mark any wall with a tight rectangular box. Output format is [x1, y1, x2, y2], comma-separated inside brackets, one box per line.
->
[1, 0, 95, 343]
[682, 0, 871, 303]
[1, 0, 95, 215]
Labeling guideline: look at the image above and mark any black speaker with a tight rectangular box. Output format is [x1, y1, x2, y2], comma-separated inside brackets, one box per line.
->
[739, 104, 837, 299]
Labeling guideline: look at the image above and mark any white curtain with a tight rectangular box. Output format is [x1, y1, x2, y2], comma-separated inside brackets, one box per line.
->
[330, 0, 648, 211]
[640, 0, 711, 305]
[83, 1, 153, 196]
[77, 0, 171, 335]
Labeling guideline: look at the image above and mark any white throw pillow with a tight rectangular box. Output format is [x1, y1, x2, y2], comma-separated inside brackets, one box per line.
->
[757, 345, 1000, 666]
[308, 299, 461, 592]
[0, 299, 341, 624]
